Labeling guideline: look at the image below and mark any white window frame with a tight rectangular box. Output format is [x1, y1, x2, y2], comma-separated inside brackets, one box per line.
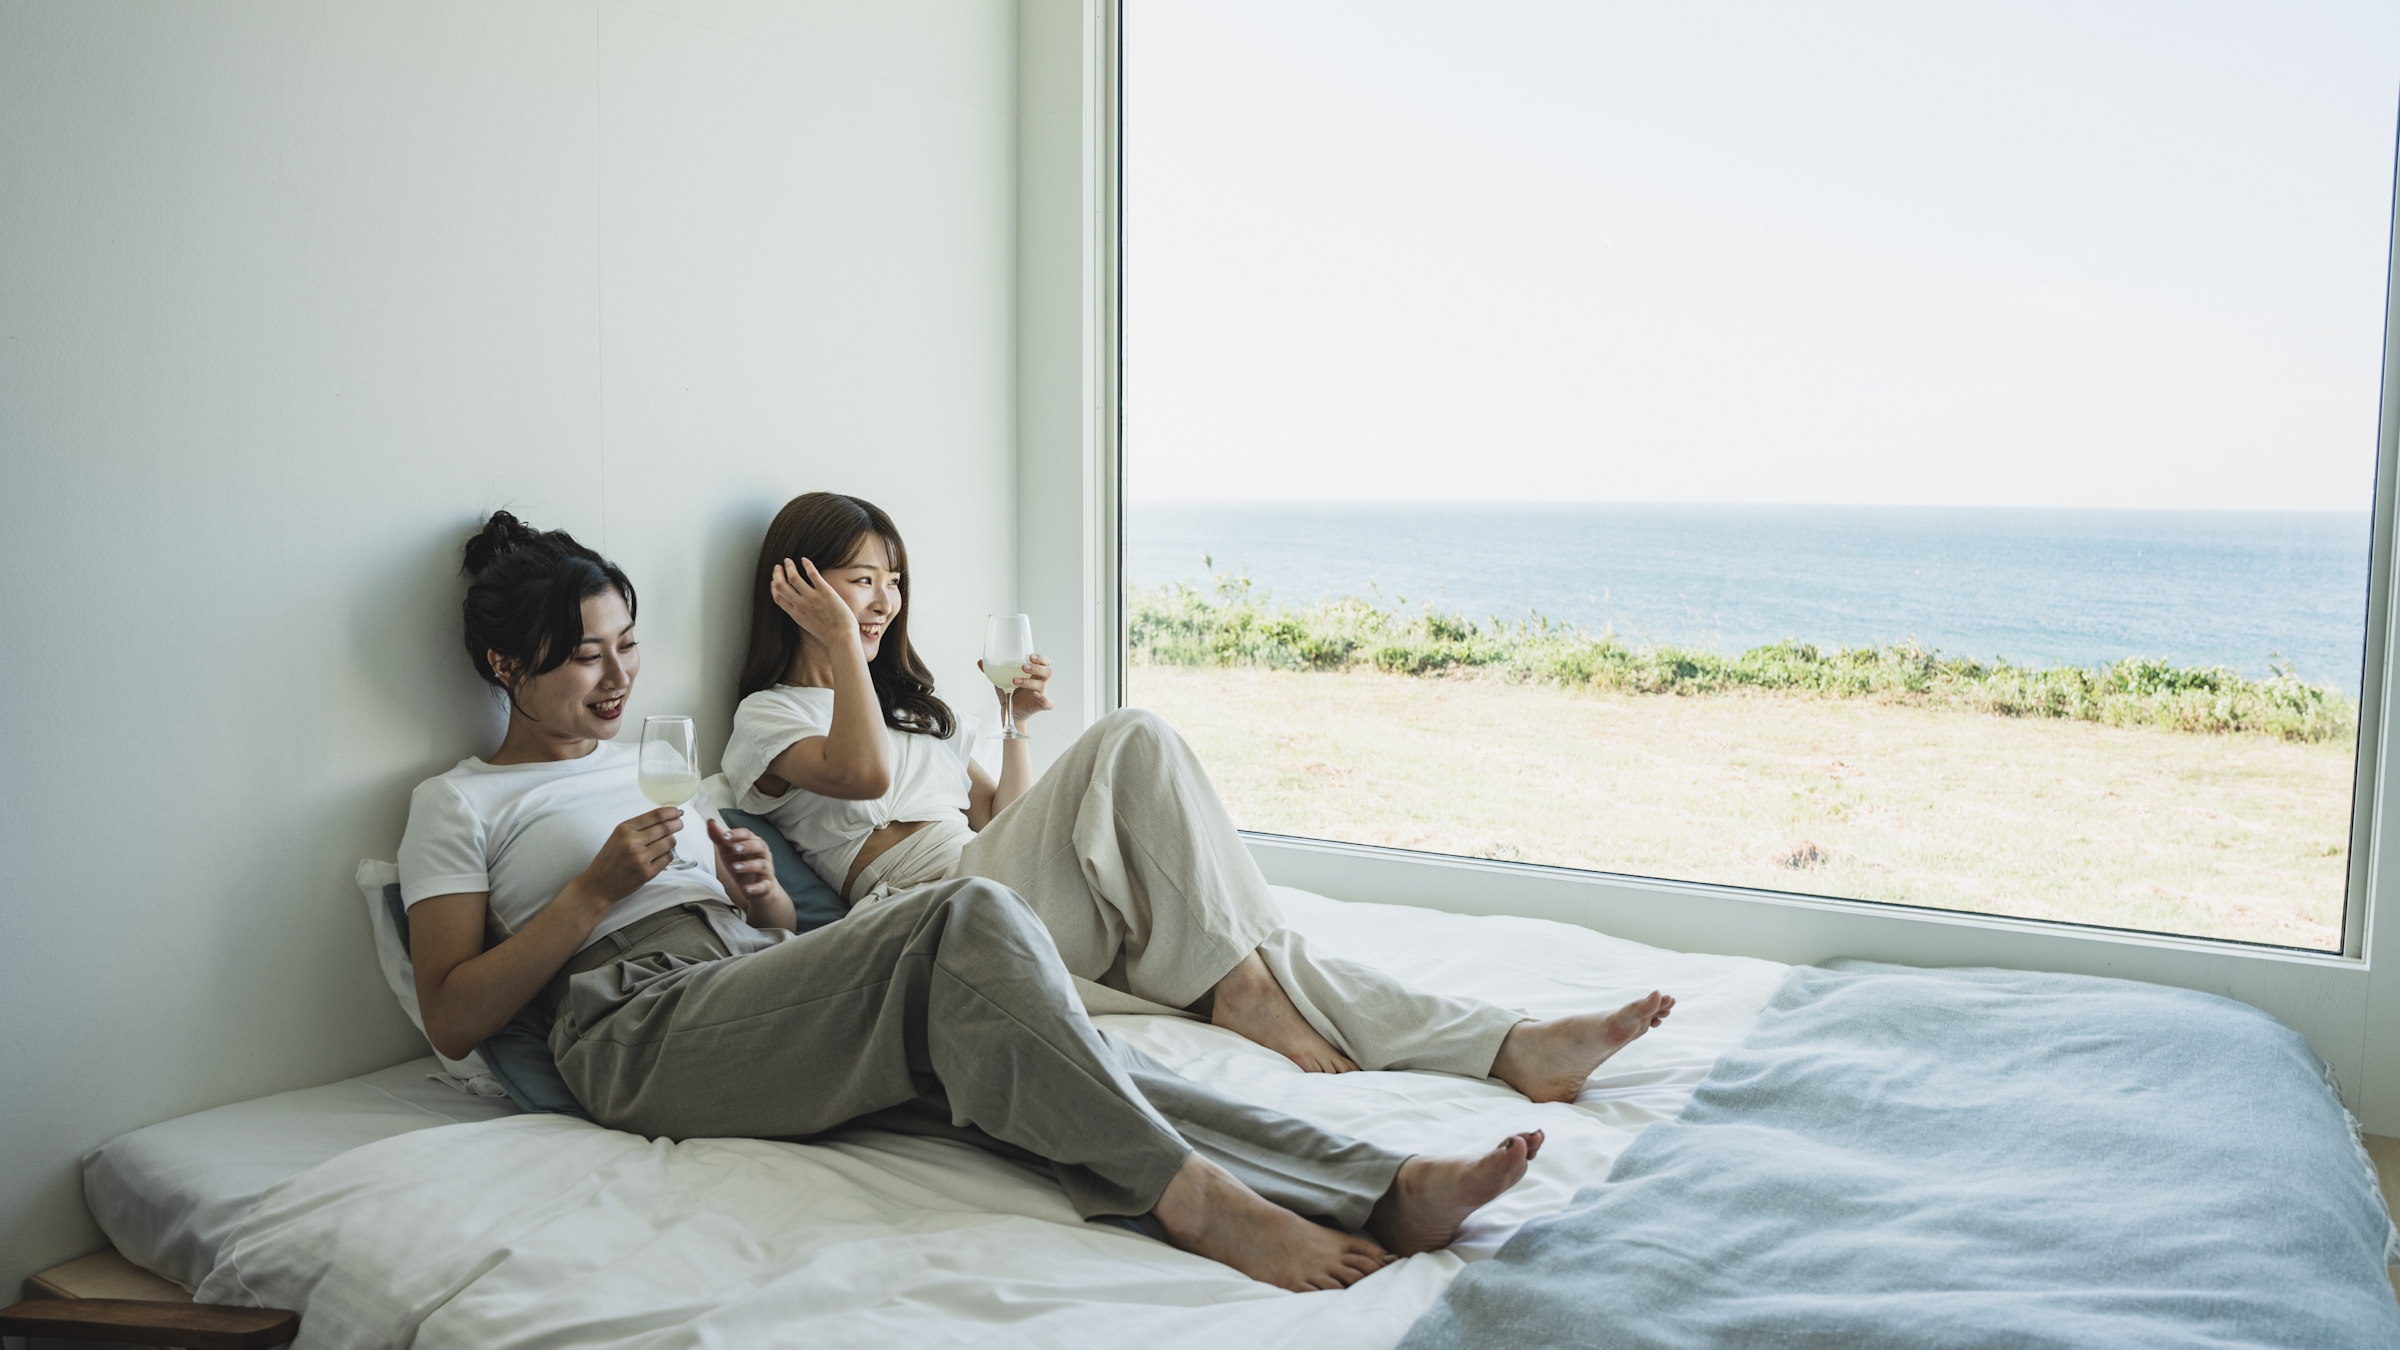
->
[1016, 1, 2400, 1133]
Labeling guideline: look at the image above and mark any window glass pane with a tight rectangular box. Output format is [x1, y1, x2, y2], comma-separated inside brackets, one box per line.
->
[1121, 1, 2400, 951]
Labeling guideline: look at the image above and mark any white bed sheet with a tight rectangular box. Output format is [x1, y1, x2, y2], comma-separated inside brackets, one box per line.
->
[182, 889, 1787, 1350]
[84, 1056, 521, 1290]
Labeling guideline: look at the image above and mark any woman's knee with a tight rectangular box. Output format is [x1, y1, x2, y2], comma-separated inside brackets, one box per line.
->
[1096, 706, 1178, 752]
[1100, 706, 1166, 734]
[914, 878, 1078, 988]
[924, 876, 1048, 944]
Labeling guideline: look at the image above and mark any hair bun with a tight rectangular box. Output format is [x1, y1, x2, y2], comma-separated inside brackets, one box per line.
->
[463, 510, 543, 577]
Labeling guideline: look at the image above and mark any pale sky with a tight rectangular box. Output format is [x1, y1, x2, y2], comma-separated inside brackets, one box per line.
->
[1122, 1, 2400, 509]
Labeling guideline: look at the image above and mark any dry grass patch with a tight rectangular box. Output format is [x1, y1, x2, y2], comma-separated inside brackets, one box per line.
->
[1129, 664, 2354, 949]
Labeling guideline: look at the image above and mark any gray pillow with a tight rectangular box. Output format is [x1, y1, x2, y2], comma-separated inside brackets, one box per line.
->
[719, 808, 849, 935]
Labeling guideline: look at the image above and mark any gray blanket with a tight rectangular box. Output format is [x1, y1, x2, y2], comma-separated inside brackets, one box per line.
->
[1402, 960, 2400, 1349]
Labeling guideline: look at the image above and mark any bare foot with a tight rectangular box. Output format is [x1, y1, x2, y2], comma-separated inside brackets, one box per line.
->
[1153, 1153, 1392, 1291]
[1488, 992, 1676, 1104]
[1366, 1131, 1545, 1256]
[1210, 951, 1358, 1074]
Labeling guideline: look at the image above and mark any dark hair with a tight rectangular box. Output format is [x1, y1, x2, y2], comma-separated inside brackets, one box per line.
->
[461, 511, 637, 715]
[737, 492, 954, 738]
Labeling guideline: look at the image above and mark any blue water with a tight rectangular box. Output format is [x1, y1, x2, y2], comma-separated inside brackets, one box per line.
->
[1126, 503, 2375, 692]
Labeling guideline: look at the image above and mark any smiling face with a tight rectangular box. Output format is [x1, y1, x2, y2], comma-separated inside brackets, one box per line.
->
[821, 534, 904, 661]
[492, 589, 641, 757]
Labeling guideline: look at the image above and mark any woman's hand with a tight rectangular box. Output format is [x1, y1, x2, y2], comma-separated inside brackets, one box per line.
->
[414, 810, 677, 1059]
[770, 557, 861, 650]
[980, 651, 1055, 726]
[579, 807, 684, 903]
[969, 655, 1050, 826]
[708, 818, 796, 930]
[709, 818, 782, 907]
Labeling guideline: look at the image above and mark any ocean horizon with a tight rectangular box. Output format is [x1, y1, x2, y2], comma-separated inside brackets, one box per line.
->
[1125, 501, 2375, 693]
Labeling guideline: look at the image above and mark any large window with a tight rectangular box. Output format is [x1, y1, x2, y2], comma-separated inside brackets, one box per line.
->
[1120, 1, 2400, 952]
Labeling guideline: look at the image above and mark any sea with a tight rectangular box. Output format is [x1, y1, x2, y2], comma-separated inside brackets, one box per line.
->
[1125, 502, 2376, 693]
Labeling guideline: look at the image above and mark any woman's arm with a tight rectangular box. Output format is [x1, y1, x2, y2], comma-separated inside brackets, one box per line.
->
[966, 745, 1035, 829]
[758, 557, 889, 800]
[966, 653, 1054, 828]
[409, 806, 683, 1060]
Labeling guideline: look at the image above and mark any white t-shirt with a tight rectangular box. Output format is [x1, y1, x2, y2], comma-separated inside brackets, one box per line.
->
[722, 684, 978, 892]
[397, 740, 727, 950]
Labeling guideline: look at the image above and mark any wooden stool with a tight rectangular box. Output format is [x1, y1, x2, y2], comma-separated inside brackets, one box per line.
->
[3, 1249, 295, 1348]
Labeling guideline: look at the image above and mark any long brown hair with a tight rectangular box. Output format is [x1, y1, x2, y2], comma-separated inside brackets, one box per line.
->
[737, 492, 955, 738]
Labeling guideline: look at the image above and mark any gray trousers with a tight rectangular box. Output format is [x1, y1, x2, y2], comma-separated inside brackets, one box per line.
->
[547, 879, 1406, 1227]
[857, 708, 1525, 1077]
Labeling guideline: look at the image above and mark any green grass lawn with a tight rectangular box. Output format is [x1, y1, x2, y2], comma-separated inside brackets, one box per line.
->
[1128, 663, 2356, 950]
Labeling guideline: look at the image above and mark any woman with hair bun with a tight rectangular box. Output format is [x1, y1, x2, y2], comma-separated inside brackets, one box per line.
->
[397, 510, 1572, 1294]
[403, 512, 796, 1050]
[723, 492, 1676, 1100]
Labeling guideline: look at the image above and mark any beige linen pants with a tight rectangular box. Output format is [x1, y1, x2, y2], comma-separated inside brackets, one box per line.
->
[547, 883, 1406, 1226]
[936, 708, 1525, 1078]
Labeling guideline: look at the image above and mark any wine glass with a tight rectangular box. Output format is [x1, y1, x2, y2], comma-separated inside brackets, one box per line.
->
[984, 614, 1035, 740]
[638, 715, 702, 870]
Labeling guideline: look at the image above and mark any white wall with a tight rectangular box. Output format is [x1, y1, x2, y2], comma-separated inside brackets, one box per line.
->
[0, 0, 1017, 1295]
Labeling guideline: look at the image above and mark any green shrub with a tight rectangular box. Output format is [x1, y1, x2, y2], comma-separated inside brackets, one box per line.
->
[1127, 572, 2357, 744]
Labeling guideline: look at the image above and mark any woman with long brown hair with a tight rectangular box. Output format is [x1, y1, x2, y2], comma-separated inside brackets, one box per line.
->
[722, 492, 1676, 1099]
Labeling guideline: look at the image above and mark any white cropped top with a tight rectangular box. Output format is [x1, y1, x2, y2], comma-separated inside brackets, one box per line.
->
[721, 684, 980, 893]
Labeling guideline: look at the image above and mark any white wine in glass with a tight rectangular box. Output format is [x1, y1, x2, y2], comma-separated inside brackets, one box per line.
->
[984, 614, 1034, 740]
[638, 714, 702, 870]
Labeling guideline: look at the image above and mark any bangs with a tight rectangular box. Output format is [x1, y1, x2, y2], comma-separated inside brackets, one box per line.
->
[528, 563, 636, 679]
[834, 531, 906, 574]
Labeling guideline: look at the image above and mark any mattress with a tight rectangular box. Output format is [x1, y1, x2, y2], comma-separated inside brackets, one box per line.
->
[92, 888, 1791, 1346]
[84, 1056, 522, 1290]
